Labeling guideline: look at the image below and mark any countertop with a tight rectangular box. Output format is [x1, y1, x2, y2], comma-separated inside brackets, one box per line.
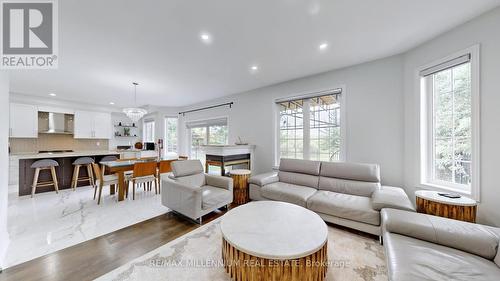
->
[9, 150, 120, 160]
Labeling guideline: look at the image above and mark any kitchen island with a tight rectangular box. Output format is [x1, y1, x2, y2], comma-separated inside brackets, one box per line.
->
[10, 150, 120, 196]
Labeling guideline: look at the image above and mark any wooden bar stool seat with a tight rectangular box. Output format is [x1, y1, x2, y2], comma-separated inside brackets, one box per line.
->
[71, 157, 95, 190]
[31, 159, 59, 197]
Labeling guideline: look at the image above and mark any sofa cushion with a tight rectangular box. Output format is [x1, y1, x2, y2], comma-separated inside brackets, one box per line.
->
[382, 209, 500, 260]
[278, 171, 319, 188]
[202, 186, 232, 210]
[307, 191, 380, 226]
[384, 233, 500, 281]
[175, 173, 206, 188]
[371, 186, 415, 212]
[320, 161, 380, 182]
[279, 158, 321, 175]
[248, 172, 279, 186]
[318, 176, 380, 197]
[261, 182, 317, 207]
[171, 160, 204, 177]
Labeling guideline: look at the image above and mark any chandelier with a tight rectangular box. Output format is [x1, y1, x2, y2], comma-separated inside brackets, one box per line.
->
[123, 82, 147, 122]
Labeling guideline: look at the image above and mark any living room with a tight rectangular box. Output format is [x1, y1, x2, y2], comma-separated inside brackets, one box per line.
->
[1, 0, 500, 280]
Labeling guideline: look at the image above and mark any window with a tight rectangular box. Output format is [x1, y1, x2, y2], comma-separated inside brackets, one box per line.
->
[277, 89, 343, 162]
[143, 120, 155, 142]
[187, 118, 228, 161]
[164, 117, 178, 153]
[309, 96, 341, 161]
[420, 46, 479, 198]
[278, 100, 303, 159]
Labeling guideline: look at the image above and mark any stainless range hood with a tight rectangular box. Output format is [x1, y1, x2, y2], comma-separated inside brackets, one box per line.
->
[38, 112, 74, 135]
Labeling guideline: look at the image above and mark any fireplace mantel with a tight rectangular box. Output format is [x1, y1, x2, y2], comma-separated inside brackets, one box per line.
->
[200, 145, 256, 174]
[200, 145, 256, 156]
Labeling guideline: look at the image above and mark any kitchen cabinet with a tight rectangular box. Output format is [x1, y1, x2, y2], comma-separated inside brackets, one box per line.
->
[140, 150, 157, 158]
[9, 103, 38, 138]
[93, 112, 112, 139]
[119, 150, 157, 159]
[9, 157, 19, 185]
[74, 111, 111, 139]
[120, 151, 139, 159]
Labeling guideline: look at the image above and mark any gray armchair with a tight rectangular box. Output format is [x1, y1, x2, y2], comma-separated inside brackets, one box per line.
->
[161, 160, 233, 224]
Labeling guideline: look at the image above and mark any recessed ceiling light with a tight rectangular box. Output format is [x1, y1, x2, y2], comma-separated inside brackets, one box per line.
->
[250, 65, 259, 71]
[109, 102, 115, 105]
[309, 2, 321, 15]
[200, 33, 212, 44]
[49, 93, 56, 96]
[319, 43, 328, 50]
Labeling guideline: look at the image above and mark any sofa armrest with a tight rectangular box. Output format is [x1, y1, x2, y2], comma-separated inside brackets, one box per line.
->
[248, 172, 279, 186]
[166, 179, 203, 193]
[372, 186, 415, 212]
[205, 174, 233, 191]
[382, 209, 500, 260]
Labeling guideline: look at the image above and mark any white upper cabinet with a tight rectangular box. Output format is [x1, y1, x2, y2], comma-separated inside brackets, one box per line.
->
[9, 103, 38, 138]
[93, 112, 112, 139]
[74, 111, 94, 139]
[74, 110, 111, 139]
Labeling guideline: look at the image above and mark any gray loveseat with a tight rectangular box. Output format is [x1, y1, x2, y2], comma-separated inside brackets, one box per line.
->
[382, 209, 500, 280]
[249, 158, 414, 236]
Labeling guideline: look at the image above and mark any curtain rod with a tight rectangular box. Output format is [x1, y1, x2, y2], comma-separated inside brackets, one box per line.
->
[178, 102, 234, 116]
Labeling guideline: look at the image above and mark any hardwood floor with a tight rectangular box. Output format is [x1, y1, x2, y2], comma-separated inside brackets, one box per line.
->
[0, 210, 227, 281]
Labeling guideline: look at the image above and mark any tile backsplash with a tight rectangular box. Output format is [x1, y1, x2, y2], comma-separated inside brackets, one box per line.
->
[9, 134, 109, 153]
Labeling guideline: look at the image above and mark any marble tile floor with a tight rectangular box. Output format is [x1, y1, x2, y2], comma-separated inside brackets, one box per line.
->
[5, 184, 169, 269]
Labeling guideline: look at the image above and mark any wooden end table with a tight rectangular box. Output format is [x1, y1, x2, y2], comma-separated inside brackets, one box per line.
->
[221, 201, 328, 281]
[415, 190, 477, 223]
[230, 169, 251, 205]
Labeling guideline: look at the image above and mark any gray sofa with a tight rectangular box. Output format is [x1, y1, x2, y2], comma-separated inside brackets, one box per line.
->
[249, 158, 414, 236]
[161, 160, 233, 224]
[382, 209, 500, 281]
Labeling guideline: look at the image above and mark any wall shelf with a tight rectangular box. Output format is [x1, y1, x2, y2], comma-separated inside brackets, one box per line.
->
[114, 125, 138, 128]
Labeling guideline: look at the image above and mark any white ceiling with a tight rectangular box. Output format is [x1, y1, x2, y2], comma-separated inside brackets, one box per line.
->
[9, 0, 500, 107]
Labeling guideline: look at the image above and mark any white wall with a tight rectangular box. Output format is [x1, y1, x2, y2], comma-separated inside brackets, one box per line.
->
[177, 55, 405, 186]
[0, 71, 10, 268]
[403, 7, 500, 226]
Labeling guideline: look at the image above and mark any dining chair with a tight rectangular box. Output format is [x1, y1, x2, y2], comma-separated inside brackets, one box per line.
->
[129, 161, 158, 200]
[122, 157, 157, 193]
[91, 163, 118, 205]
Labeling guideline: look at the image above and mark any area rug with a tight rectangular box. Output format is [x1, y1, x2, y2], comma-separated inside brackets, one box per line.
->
[96, 217, 387, 281]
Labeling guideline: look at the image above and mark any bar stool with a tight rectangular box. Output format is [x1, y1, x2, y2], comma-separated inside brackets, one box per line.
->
[71, 157, 95, 189]
[31, 159, 59, 197]
[100, 155, 118, 177]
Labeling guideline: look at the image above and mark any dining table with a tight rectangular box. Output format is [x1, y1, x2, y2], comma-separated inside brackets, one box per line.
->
[100, 157, 179, 201]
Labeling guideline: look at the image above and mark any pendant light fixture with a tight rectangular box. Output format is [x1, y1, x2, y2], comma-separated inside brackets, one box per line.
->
[123, 82, 147, 122]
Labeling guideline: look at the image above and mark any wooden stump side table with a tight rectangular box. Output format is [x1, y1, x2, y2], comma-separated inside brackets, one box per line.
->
[415, 190, 477, 223]
[230, 169, 251, 205]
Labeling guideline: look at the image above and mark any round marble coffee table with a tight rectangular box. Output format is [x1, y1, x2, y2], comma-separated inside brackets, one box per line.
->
[220, 201, 328, 281]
